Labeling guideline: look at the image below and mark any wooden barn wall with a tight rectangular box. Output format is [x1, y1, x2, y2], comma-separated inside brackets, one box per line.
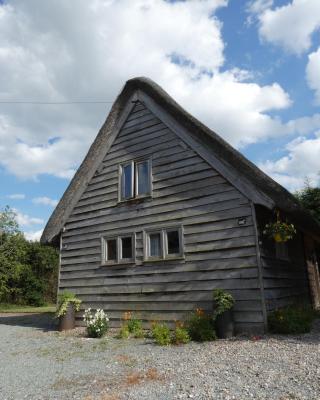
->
[59, 101, 264, 333]
[255, 205, 311, 311]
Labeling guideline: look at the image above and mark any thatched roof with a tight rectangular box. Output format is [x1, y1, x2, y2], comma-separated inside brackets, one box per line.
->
[41, 77, 320, 244]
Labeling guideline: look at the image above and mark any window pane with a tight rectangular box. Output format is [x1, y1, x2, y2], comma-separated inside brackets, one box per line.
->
[121, 236, 132, 259]
[107, 239, 117, 261]
[149, 233, 161, 257]
[167, 230, 180, 254]
[122, 164, 133, 199]
[137, 161, 150, 196]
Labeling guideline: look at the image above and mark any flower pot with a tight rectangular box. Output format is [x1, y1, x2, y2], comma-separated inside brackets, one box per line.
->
[58, 303, 75, 331]
[215, 309, 234, 339]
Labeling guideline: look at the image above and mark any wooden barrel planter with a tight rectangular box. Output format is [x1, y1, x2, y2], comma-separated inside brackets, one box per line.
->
[58, 303, 76, 331]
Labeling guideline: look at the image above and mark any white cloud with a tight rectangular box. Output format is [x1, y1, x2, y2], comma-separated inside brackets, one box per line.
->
[13, 209, 44, 227]
[32, 196, 58, 207]
[254, 0, 320, 55]
[24, 229, 43, 241]
[0, 0, 313, 179]
[259, 133, 320, 192]
[6, 193, 25, 199]
[306, 47, 320, 105]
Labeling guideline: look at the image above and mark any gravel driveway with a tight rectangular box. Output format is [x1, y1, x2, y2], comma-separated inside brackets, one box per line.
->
[0, 313, 319, 400]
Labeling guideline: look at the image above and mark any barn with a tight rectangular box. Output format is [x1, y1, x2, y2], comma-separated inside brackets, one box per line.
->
[41, 77, 320, 333]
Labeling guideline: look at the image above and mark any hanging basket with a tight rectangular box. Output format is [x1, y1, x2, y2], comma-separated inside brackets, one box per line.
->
[263, 219, 296, 243]
[263, 211, 296, 243]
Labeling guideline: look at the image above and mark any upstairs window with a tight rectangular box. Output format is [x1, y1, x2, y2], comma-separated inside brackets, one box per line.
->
[102, 234, 135, 265]
[120, 159, 151, 201]
[144, 227, 184, 261]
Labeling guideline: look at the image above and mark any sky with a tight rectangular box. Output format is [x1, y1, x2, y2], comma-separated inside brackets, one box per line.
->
[0, 0, 320, 241]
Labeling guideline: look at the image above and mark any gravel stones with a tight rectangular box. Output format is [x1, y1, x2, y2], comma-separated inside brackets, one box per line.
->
[0, 314, 319, 400]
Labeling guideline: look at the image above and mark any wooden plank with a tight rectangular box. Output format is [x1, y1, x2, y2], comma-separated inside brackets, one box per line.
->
[185, 226, 255, 244]
[63, 204, 253, 240]
[59, 256, 258, 277]
[65, 191, 243, 230]
[59, 267, 259, 287]
[68, 184, 236, 221]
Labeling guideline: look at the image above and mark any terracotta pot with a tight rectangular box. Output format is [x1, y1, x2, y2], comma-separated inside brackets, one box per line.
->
[215, 309, 234, 339]
[58, 303, 75, 331]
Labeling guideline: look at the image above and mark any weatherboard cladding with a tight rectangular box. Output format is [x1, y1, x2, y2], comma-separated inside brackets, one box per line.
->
[41, 77, 320, 246]
[59, 101, 265, 332]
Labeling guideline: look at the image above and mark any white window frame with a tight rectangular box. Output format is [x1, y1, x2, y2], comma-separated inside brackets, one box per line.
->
[119, 158, 152, 202]
[101, 233, 136, 265]
[143, 226, 184, 262]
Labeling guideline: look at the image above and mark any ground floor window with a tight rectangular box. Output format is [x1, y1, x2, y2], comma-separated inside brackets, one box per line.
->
[102, 234, 135, 264]
[144, 226, 184, 261]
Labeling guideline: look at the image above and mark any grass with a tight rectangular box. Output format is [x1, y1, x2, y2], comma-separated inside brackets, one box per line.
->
[0, 303, 56, 313]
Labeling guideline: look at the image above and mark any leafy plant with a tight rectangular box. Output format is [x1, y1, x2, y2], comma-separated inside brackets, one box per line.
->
[263, 211, 296, 242]
[56, 291, 81, 318]
[118, 324, 130, 339]
[186, 308, 216, 342]
[151, 322, 171, 346]
[127, 317, 144, 338]
[213, 289, 235, 318]
[268, 305, 316, 334]
[172, 325, 190, 345]
[295, 183, 320, 224]
[83, 308, 109, 338]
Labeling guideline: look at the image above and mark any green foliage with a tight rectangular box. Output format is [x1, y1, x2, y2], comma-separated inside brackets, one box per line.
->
[186, 309, 217, 342]
[0, 206, 59, 306]
[118, 324, 130, 339]
[172, 326, 190, 345]
[0, 205, 19, 235]
[84, 308, 109, 338]
[151, 322, 171, 346]
[127, 318, 144, 338]
[268, 305, 316, 334]
[213, 289, 235, 318]
[56, 291, 81, 317]
[295, 184, 320, 224]
[263, 221, 296, 242]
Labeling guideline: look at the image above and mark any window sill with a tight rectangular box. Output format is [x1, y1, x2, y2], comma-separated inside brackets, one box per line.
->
[143, 256, 185, 263]
[117, 195, 152, 205]
[100, 260, 136, 267]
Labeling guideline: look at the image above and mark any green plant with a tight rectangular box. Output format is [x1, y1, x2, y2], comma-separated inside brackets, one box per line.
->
[56, 291, 81, 318]
[83, 308, 109, 338]
[118, 324, 130, 339]
[268, 305, 316, 334]
[151, 322, 171, 346]
[213, 289, 235, 319]
[172, 326, 190, 345]
[186, 308, 216, 342]
[263, 211, 296, 242]
[127, 317, 144, 338]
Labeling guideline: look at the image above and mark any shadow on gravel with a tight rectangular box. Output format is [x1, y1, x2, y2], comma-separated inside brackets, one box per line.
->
[0, 312, 58, 332]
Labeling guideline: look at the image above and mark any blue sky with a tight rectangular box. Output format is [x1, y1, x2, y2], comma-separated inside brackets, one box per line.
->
[0, 0, 320, 240]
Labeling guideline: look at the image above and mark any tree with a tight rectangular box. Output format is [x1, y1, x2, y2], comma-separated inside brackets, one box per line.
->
[295, 183, 320, 224]
[0, 205, 19, 235]
[0, 205, 59, 305]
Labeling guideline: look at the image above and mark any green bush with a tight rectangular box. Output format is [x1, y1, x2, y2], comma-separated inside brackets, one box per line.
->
[268, 305, 316, 334]
[151, 322, 171, 346]
[127, 318, 144, 338]
[0, 206, 59, 306]
[213, 289, 234, 318]
[186, 309, 217, 342]
[118, 324, 130, 339]
[172, 326, 190, 345]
